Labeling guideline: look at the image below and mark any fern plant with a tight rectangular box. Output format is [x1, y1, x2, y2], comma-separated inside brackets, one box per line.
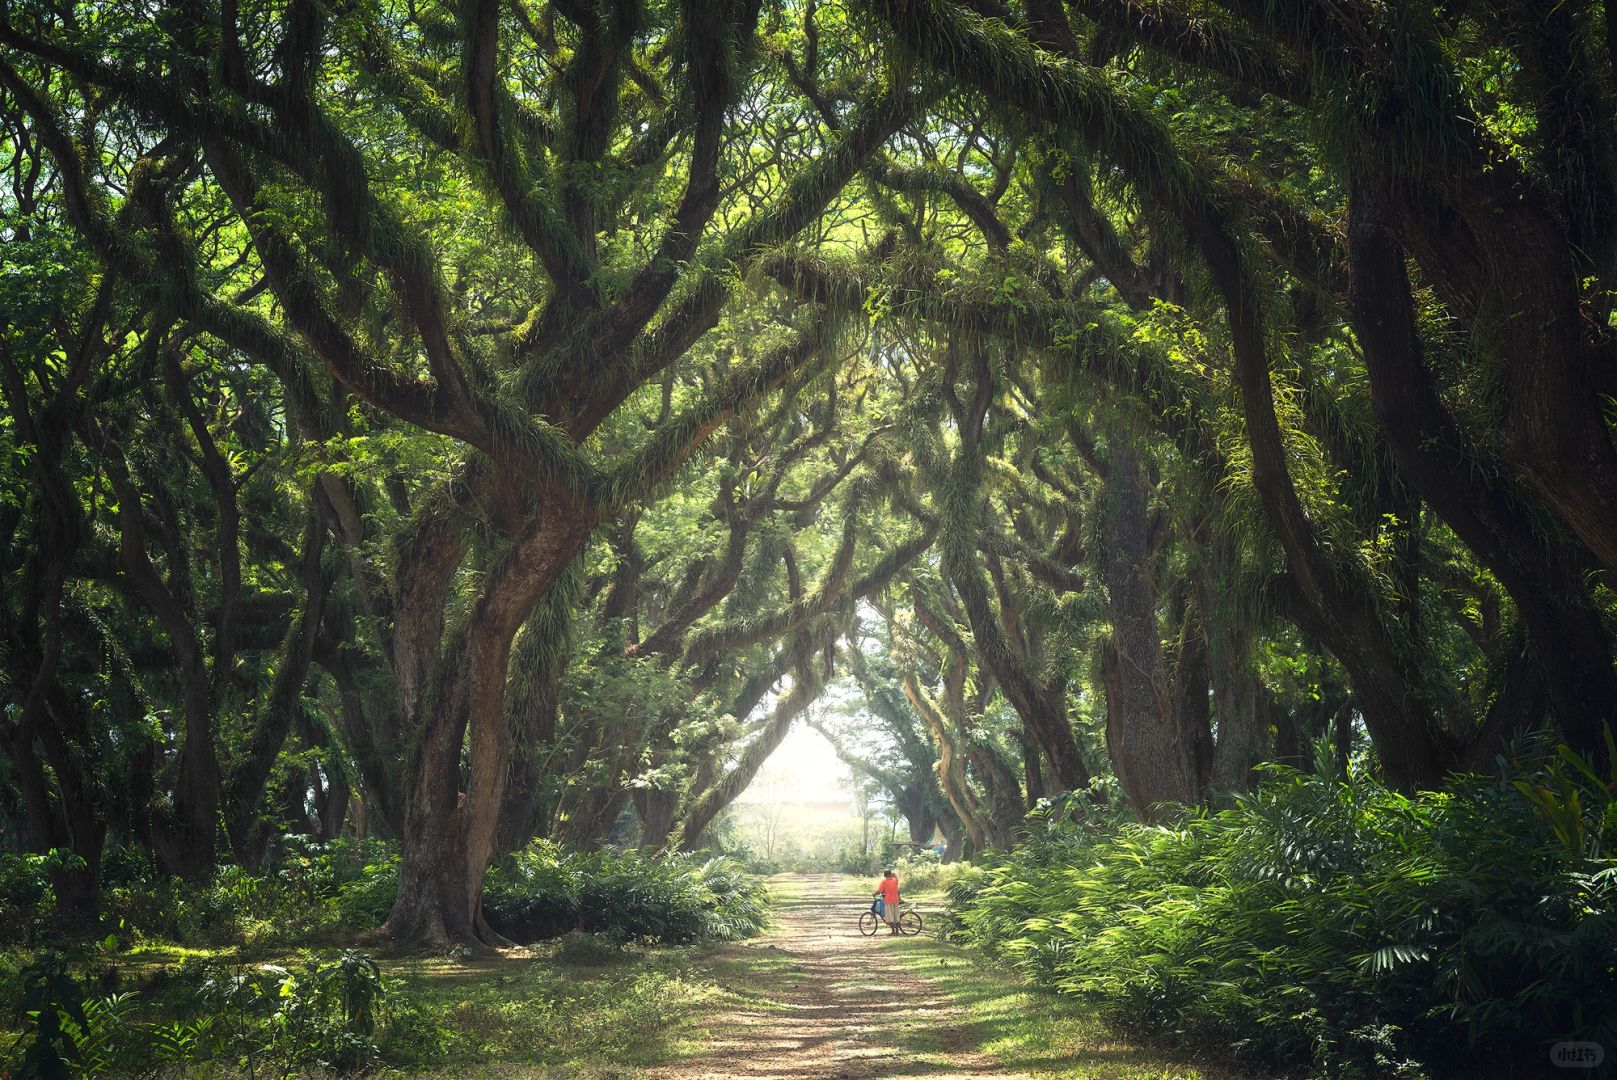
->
[9, 951, 87, 1079]
[947, 759, 1617, 1077]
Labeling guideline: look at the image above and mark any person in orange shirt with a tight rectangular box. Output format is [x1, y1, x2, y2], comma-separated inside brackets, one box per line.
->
[873, 869, 901, 935]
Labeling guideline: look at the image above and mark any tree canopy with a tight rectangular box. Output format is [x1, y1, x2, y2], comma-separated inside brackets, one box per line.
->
[3, 0, 1616, 949]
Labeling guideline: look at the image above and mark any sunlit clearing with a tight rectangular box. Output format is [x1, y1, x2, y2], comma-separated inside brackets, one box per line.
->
[734, 722, 852, 807]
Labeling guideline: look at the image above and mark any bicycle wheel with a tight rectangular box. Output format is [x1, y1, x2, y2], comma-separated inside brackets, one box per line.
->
[859, 911, 879, 936]
[899, 909, 923, 936]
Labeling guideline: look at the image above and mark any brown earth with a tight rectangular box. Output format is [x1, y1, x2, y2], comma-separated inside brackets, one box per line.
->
[645, 873, 1021, 1079]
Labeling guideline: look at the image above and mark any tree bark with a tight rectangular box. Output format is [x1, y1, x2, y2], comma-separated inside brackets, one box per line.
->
[898, 785, 938, 847]
[1198, 532, 1269, 800]
[1097, 437, 1204, 816]
[633, 787, 682, 851]
[377, 500, 593, 949]
[1205, 227, 1452, 790]
[967, 742, 1023, 849]
[938, 351, 1091, 793]
[100, 447, 221, 880]
[903, 672, 988, 857]
[1020, 729, 1047, 808]
[1348, 183, 1617, 765]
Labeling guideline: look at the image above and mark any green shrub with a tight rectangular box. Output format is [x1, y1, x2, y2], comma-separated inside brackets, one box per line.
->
[374, 997, 456, 1065]
[99, 836, 400, 946]
[0, 853, 56, 915]
[483, 841, 768, 945]
[186, 950, 389, 1074]
[8, 950, 89, 1076]
[334, 856, 401, 929]
[889, 853, 966, 894]
[0, 850, 90, 944]
[947, 757, 1617, 1078]
[833, 843, 881, 876]
[0, 857, 50, 947]
[275, 836, 395, 907]
[548, 930, 633, 967]
[102, 878, 198, 944]
[1, 949, 388, 1076]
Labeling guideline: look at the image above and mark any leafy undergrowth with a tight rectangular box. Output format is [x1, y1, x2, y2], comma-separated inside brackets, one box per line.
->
[0, 836, 400, 958]
[882, 853, 970, 897]
[484, 842, 769, 944]
[0, 936, 741, 1076]
[946, 754, 1617, 1079]
[1, 846, 770, 1075]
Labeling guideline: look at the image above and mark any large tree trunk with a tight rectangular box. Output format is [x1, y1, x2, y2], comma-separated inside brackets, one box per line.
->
[1019, 729, 1047, 809]
[2, 718, 105, 920]
[377, 503, 590, 949]
[317, 636, 404, 838]
[102, 457, 219, 879]
[1097, 438, 1204, 816]
[556, 697, 665, 848]
[897, 784, 938, 847]
[1198, 534, 1270, 801]
[938, 353, 1091, 794]
[1205, 642, 1269, 800]
[902, 672, 987, 857]
[495, 575, 577, 856]
[967, 743, 1023, 850]
[633, 787, 682, 851]
[385, 623, 539, 948]
[0, 727, 56, 856]
[37, 697, 105, 920]
[0, 619, 106, 919]
[316, 764, 350, 842]
[1349, 184, 1617, 764]
[938, 815, 965, 863]
[1271, 703, 1310, 770]
[944, 547, 1090, 792]
[1449, 195, 1617, 581]
[556, 781, 635, 848]
[1203, 226, 1453, 790]
[382, 643, 479, 946]
[1170, 588, 1215, 794]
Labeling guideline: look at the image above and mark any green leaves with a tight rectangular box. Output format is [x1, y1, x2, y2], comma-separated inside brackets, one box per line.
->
[482, 840, 769, 945]
[13, 952, 88, 1080]
[1513, 735, 1617, 861]
[948, 761, 1617, 1076]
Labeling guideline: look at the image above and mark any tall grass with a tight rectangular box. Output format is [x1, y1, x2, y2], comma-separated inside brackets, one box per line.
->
[946, 757, 1617, 1078]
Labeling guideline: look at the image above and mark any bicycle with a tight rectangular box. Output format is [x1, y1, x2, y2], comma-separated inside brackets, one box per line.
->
[859, 900, 922, 937]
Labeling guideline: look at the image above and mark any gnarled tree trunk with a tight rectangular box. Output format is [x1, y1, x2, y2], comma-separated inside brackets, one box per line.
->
[378, 502, 592, 949]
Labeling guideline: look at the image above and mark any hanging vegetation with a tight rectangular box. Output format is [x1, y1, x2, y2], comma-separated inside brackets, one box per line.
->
[3, 0, 1616, 1072]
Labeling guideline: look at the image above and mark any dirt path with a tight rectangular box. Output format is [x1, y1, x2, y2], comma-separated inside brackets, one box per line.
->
[647, 874, 1021, 1079]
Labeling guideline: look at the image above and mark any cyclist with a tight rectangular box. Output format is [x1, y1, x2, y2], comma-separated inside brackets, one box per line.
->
[873, 869, 901, 935]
